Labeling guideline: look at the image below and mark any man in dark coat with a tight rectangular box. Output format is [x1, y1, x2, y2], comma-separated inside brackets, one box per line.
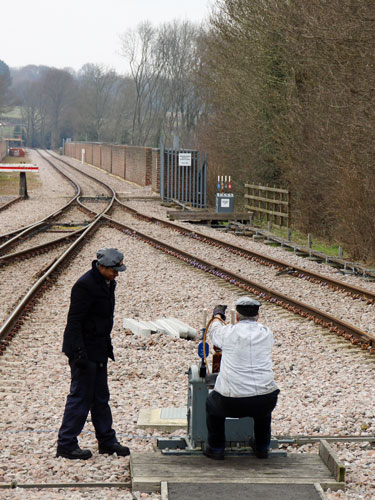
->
[56, 248, 130, 460]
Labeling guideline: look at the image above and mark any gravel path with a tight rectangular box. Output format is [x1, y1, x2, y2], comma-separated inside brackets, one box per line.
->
[1, 154, 374, 499]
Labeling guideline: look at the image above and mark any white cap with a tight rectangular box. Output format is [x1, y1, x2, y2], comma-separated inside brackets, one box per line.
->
[235, 296, 261, 316]
[235, 296, 261, 307]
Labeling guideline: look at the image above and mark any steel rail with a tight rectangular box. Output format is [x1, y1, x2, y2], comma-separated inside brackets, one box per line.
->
[0, 152, 81, 252]
[115, 199, 375, 304]
[106, 214, 375, 351]
[276, 435, 375, 444]
[0, 217, 105, 350]
[54, 154, 375, 304]
[0, 196, 23, 212]
[2, 205, 374, 356]
[3, 152, 372, 354]
[0, 151, 116, 257]
[43, 150, 116, 215]
[0, 153, 118, 352]
[0, 226, 87, 265]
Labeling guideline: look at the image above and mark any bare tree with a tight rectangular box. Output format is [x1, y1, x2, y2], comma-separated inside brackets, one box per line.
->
[77, 64, 118, 141]
[41, 68, 76, 148]
[120, 22, 166, 145]
[104, 75, 136, 144]
[0, 60, 12, 116]
[157, 20, 204, 147]
[120, 20, 203, 147]
[20, 81, 41, 147]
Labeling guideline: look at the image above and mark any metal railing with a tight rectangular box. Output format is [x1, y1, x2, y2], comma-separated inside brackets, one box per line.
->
[160, 143, 207, 209]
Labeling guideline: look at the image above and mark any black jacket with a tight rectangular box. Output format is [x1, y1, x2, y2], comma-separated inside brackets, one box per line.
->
[62, 260, 116, 362]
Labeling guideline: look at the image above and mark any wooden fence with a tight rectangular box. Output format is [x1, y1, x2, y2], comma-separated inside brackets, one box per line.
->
[244, 183, 291, 227]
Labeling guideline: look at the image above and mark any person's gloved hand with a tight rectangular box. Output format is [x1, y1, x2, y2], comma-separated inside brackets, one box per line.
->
[73, 348, 89, 370]
[212, 305, 227, 320]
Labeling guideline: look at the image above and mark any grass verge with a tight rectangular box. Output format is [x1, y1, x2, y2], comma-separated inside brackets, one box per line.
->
[253, 219, 348, 259]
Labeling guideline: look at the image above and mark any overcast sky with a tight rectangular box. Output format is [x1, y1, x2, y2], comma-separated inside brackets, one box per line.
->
[1, 0, 213, 74]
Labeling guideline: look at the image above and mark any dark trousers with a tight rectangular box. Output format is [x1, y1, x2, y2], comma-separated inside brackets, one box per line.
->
[206, 389, 280, 450]
[57, 359, 116, 451]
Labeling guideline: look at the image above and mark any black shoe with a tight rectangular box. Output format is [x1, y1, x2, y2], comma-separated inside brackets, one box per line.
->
[56, 447, 92, 460]
[255, 448, 269, 459]
[202, 443, 225, 460]
[99, 442, 130, 456]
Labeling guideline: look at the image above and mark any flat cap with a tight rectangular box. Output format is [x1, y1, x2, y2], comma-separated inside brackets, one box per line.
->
[96, 248, 126, 272]
[235, 296, 261, 316]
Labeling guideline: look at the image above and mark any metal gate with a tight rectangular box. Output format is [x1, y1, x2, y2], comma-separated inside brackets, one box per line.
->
[160, 145, 207, 208]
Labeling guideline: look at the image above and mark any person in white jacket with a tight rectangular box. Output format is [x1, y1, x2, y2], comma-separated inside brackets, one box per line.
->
[203, 296, 279, 460]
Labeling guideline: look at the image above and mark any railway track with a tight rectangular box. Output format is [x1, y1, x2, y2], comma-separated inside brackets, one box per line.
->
[1, 150, 375, 357]
[112, 201, 375, 303]
[1, 151, 375, 499]
[0, 150, 118, 348]
[0, 149, 118, 257]
[50, 151, 375, 302]
[0, 195, 23, 213]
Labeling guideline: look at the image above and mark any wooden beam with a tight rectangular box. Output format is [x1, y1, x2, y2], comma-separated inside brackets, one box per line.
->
[319, 440, 346, 483]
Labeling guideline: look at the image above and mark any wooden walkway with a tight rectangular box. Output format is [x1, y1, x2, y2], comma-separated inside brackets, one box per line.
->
[167, 210, 252, 222]
[130, 451, 345, 493]
[166, 482, 326, 500]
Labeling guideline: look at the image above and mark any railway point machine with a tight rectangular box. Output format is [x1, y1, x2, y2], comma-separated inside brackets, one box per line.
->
[216, 175, 234, 214]
[155, 364, 282, 455]
[155, 312, 283, 456]
[132, 313, 346, 496]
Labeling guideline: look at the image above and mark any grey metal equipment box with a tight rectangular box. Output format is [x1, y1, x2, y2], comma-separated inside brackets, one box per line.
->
[156, 364, 282, 454]
[186, 365, 253, 449]
[216, 193, 234, 213]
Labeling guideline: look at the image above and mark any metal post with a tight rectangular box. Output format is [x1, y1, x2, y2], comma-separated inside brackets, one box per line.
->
[182, 164, 185, 203]
[203, 153, 207, 208]
[185, 165, 188, 203]
[19, 172, 28, 198]
[178, 151, 181, 202]
[199, 158, 203, 208]
[194, 157, 197, 208]
[159, 139, 165, 200]
[308, 234, 312, 249]
[202, 309, 207, 329]
[188, 164, 192, 206]
[167, 149, 170, 201]
[174, 150, 177, 201]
